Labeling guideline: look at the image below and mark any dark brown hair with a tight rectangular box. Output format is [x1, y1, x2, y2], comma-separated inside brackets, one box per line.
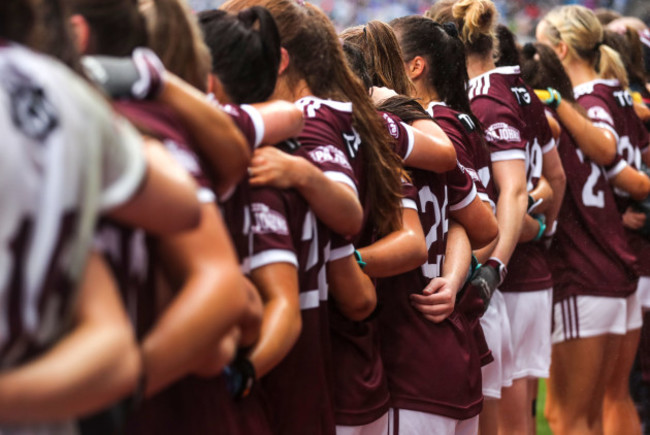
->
[143, 0, 212, 92]
[339, 21, 414, 96]
[376, 95, 431, 124]
[426, 0, 498, 58]
[495, 24, 520, 67]
[603, 28, 646, 89]
[0, 0, 35, 44]
[391, 16, 480, 127]
[222, 0, 403, 236]
[199, 7, 280, 103]
[520, 42, 575, 104]
[68, 0, 147, 56]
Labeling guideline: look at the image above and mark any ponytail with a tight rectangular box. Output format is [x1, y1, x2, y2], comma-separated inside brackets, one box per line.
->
[452, 0, 497, 45]
[495, 24, 520, 67]
[340, 21, 414, 96]
[598, 43, 629, 88]
[391, 16, 480, 128]
[223, 0, 404, 236]
[520, 42, 575, 103]
[543, 5, 628, 87]
[428, 0, 497, 57]
[199, 6, 280, 103]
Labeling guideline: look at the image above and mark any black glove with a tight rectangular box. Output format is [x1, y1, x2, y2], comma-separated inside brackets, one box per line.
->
[223, 353, 256, 400]
[82, 47, 165, 100]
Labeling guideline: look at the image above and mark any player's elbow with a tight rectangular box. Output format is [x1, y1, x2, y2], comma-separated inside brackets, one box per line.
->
[339, 287, 377, 322]
[630, 174, 650, 201]
[404, 232, 428, 272]
[468, 216, 499, 250]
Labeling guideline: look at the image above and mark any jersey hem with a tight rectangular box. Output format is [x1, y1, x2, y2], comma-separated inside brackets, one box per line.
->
[334, 401, 390, 426]
[391, 395, 483, 421]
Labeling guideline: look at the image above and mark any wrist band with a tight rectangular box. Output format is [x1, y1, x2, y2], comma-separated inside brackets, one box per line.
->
[533, 216, 547, 242]
[547, 87, 561, 109]
[354, 250, 366, 269]
[545, 220, 558, 237]
[485, 257, 507, 286]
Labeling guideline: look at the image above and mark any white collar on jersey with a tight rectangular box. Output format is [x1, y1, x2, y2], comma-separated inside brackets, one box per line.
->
[468, 65, 521, 88]
[426, 100, 447, 116]
[295, 95, 353, 113]
[573, 78, 621, 99]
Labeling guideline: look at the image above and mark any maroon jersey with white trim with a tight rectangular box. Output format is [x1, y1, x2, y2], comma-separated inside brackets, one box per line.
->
[294, 97, 413, 424]
[546, 109, 637, 301]
[469, 66, 553, 292]
[427, 102, 497, 211]
[112, 102, 245, 435]
[221, 102, 266, 151]
[376, 164, 483, 419]
[0, 44, 145, 370]
[575, 80, 650, 276]
[247, 186, 339, 435]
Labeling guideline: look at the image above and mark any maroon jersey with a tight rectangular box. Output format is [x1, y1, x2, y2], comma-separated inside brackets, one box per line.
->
[221, 102, 266, 151]
[294, 97, 413, 424]
[427, 102, 497, 211]
[377, 163, 484, 419]
[575, 80, 650, 277]
[546, 109, 637, 301]
[469, 66, 554, 292]
[111, 102, 249, 435]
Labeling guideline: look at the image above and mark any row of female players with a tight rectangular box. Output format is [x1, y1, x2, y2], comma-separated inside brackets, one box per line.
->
[2, 0, 650, 433]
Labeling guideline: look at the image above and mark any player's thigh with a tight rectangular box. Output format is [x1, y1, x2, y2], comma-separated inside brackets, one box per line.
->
[549, 334, 621, 416]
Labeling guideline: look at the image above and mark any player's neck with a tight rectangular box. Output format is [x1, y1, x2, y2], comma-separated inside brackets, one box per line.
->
[564, 59, 599, 88]
[272, 77, 313, 103]
[413, 82, 439, 108]
[466, 53, 496, 80]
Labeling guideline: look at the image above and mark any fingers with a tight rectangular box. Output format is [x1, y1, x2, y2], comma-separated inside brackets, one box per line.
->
[422, 278, 448, 295]
[410, 291, 452, 305]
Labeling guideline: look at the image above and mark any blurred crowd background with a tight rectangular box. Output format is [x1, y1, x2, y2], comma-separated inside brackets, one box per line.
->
[189, 0, 650, 40]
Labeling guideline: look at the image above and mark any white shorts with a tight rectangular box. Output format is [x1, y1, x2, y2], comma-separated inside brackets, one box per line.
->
[502, 288, 553, 380]
[336, 412, 389, 435]
[480, 290, 514, 399]
[552, 291, 643, 344]
[637, 277, 650, 310]
[387, 409, 478, 435]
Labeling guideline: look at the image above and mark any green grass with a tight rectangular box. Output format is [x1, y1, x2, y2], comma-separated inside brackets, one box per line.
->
[536, 379, 552, 435]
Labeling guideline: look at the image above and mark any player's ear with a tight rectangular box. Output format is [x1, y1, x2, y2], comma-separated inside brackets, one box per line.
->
[207, 74, 230, 104]
[278, 47, 290, 76]
[405, 56, 425, 81]
[553, 40, 569, 62]
[69, 14, 91, 54]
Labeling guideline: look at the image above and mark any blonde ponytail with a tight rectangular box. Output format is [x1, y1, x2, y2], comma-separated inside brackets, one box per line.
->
[542, 5, 628, 86]
[427, 0, 497, 57]
[598, 43, 629, 88]
[452, 0, 496, 45]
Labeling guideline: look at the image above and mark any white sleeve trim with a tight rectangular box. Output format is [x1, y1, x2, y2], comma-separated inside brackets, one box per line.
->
[249, 249, 298, 270]
[329, 244, 355, 262]
[593, 122, 619, 143]
[197, 187, 216, 203]
[401, 122, 415, 161]
[449, 182, 478, 211]
[100, 120, 147, 211]
[299, 289, 320, 310]
[542, 138, 556, 154]
[240, 104, 266, 148]
[401, 198, 418, 210]
[324, 171, 358, 196]
[490, 149, 526, 162]
[605, 159, 628, 179]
